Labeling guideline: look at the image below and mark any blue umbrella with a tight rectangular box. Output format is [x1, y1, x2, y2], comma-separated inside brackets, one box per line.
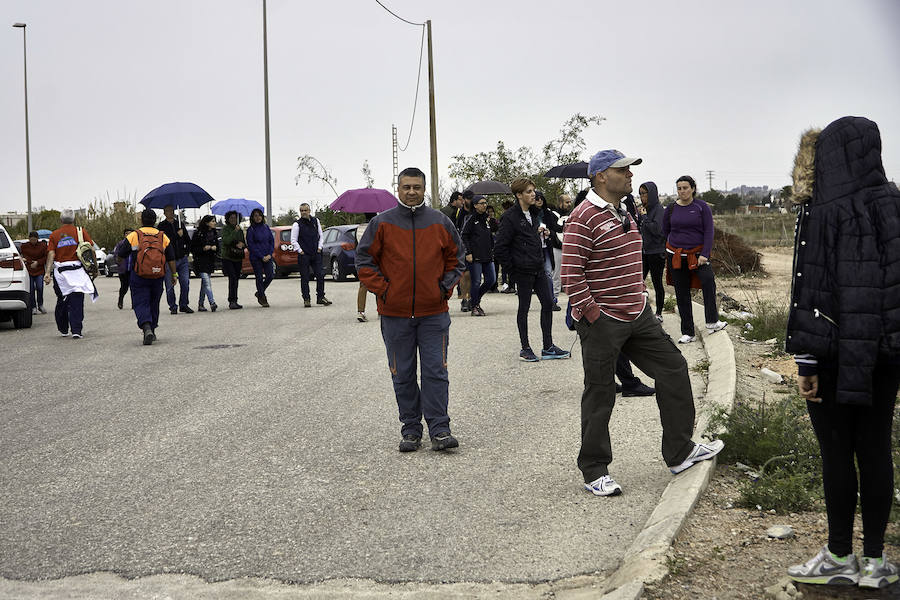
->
[210, 198, 265, 216]
[36, 229, 52, 239]
[140, 181, 215, 210]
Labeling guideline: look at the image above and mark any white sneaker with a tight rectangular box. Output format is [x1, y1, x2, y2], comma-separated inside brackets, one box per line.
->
[860, 553, 900, 589]
[677, 334, 696, 344]
[32, 308, 39, 315]
[357, 312, 368, 323]
[670, 439, 725, 474]
[706, 320, 727, 332]
[500, 283, 509, 292]
[788, 545, 860, 585]
[584, 475, 623, 496]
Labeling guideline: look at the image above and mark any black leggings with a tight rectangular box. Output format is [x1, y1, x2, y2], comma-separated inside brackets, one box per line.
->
[643, 253, 665, 316]
[667, 254, 719, 335]
[514, 271, 554, 351]
[807, 363, 899, 557]
[118, 272, 130, 302]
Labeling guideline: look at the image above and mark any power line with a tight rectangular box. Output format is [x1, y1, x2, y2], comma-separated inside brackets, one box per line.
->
[397, 24, 425, 152]
[374, 0, 424, 26]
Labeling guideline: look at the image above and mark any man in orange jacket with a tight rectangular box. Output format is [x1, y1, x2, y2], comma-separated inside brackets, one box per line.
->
[356, 167, 466, 453]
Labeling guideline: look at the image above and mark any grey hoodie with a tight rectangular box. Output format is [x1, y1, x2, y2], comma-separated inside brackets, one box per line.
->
[639, 181, 665, 254]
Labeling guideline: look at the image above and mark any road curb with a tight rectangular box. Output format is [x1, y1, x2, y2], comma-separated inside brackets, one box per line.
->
[598, 302, 736, 599]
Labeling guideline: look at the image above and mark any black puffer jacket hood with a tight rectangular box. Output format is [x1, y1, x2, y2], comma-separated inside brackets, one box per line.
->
[786, 115, 900, 405]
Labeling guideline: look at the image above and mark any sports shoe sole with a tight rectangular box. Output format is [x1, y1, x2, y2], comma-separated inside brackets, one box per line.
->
[789, 573, 859, 585]
[584, 483, 623, 497]
[541, 353, 571, 360]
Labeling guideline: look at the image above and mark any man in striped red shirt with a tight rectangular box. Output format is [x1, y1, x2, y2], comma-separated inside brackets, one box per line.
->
[562, 149, 724, 497]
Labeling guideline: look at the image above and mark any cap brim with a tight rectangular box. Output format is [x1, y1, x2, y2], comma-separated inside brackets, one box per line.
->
[609, 157, 642, 168]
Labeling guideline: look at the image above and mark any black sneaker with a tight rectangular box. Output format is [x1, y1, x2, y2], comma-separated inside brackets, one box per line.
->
[170, 307, 178, 315]
[142, 324, 154, 346]
[210, 302, 217, 312]
[622, 382, 656, 397]
[179, 305, 194, 314]
[398, 434, 421, 452]
[431, 432, 459, 451]
[229, 302, 242, 310]
[198, 305, 208, 312]
[461, 299, 470, 312]
[317, 297, 332, 306]
[552, 303, 562, 312]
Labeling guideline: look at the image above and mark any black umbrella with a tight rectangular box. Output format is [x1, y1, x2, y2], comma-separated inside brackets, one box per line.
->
[544, 161, 589, 179]
[464, 180, 512, 195]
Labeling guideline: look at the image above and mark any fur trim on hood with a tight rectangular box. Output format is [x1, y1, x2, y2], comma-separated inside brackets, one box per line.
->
[791, 128, 821, 205]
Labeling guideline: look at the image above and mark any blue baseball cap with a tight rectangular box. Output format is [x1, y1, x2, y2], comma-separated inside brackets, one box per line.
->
[587, 150, 642, 177]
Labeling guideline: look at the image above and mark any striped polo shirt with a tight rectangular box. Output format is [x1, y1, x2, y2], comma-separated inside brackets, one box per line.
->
[561, 189, 647, 323]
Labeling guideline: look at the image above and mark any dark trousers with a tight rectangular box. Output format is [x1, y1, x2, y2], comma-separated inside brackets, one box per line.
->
[380, 312, 452, 439]
[250, 257, 274, 297]
[222, 260, 241, 303]
[807, 363, 899, 558]
[667, 255, 719, 336]
[643, 253, 666, 316]
[118, 272, 130, 304]
[514, 271, 554, 351]
[616, 353, 641, 388]
[469, 261, 496, 308]
[130, 273, 164, 330]
[52, 277, 84, 336]
[299, 252, 325, 301]
[164, 256, 191, 309]
[29, 274, 44, 309]
[575, 305, 696, 482]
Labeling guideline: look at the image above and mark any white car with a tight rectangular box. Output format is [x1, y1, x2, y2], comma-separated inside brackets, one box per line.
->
[0, 224, 32, 329]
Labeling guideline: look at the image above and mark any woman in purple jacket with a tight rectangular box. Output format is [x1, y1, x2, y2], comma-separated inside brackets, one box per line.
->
[662, 175, 727, 344]
[246, 208, 275, 307]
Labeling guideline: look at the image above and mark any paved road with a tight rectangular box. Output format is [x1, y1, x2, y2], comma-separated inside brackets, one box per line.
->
[0, 274, 711, 594]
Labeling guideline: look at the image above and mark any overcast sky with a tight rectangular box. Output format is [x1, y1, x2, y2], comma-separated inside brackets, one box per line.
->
[2, 0, 898, 216]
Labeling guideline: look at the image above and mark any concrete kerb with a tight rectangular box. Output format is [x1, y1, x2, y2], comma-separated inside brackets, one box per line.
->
[596, 302, 736, 599]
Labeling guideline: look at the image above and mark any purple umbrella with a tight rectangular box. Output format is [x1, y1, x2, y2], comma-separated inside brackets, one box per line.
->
[329, 188, 398, 213]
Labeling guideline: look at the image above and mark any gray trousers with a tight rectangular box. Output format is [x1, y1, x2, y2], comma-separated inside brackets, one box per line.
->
[575, 304, 696, 482]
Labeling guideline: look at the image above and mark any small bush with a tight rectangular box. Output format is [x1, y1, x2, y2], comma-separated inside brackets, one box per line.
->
[706, 393, 822, 513]
[663, 295, 677, 312]
[725, 298, 790, 347]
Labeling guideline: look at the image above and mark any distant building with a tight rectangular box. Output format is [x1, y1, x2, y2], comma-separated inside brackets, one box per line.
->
[1, 212, 26, 228]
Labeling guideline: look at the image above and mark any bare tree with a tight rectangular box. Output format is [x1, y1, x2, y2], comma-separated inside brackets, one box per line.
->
[296, 155, 339, 197]
[361, 160, 375, 188]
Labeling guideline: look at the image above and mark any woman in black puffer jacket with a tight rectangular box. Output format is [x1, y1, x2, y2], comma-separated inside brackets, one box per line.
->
[785, 116, 900, 589]
[190, 215, 219, 312]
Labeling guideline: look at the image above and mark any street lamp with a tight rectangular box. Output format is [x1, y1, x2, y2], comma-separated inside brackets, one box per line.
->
[13, 22, 33, 232]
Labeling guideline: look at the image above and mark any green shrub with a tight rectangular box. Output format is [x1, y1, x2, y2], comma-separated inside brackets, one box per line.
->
[706, 393, 822, 513]
[663, 295, 677, 312]
[725, 298, 790, 346]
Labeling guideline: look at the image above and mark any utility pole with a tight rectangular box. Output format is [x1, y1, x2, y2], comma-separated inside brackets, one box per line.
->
[262, 0, 273, 224]
[391, 125, 399, 195]
[426, 20, 439, 208]
[705, 170, 715, 191]
[13, 23, 32, 232]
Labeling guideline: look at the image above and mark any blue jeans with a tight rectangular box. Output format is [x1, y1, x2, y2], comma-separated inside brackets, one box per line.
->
[29, 274, 44, 309]
[543, 247, 556, 302]
[251, 257, 274, 297]
[380, 312, 452, 439]
[198, 272, 216, 307]
[130, 272, 164, 330]
[299, 251, 325, 301]
[164, 256, 191, 309]
[469, 261, 496, 308]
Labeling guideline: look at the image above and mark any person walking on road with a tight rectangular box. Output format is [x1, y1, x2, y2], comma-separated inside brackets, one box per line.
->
[191, 215, 219, 312]
[246, 208, 275, 307]
[220, 210, 246, 310]
[44, 209, 97, 339]
[157, 204, 193, 314]
[494, 177, 570, 363]
[112, 229, 134, 310]
[460, 195, 496, 316]
[20, 231, 48, 314]
[562, 149, 724, 497]
[785, 117, 900, 590]
[355, 167, 465, 453]
[662, 175, 727, 343]
[117, 209, 177, 345]
[291, 203, 332, 308]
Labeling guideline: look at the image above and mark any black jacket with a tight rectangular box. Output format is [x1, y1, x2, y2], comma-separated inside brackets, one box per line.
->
[460, 210, 494, 262]
[157, 219, 191, 259]
[639, 182, 666, 254]
[190, 226, 219, 274]
[786, 116, 900, 405]
[494, 202, 544, 275]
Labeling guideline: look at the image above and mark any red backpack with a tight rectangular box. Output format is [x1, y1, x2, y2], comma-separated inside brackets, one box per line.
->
[134, 230, 166, 278]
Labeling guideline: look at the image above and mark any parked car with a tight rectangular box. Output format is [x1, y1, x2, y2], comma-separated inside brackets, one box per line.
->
[0, 224, 32, 329]
[269, 225, 299, 277]
[321, 224, 360, 281]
